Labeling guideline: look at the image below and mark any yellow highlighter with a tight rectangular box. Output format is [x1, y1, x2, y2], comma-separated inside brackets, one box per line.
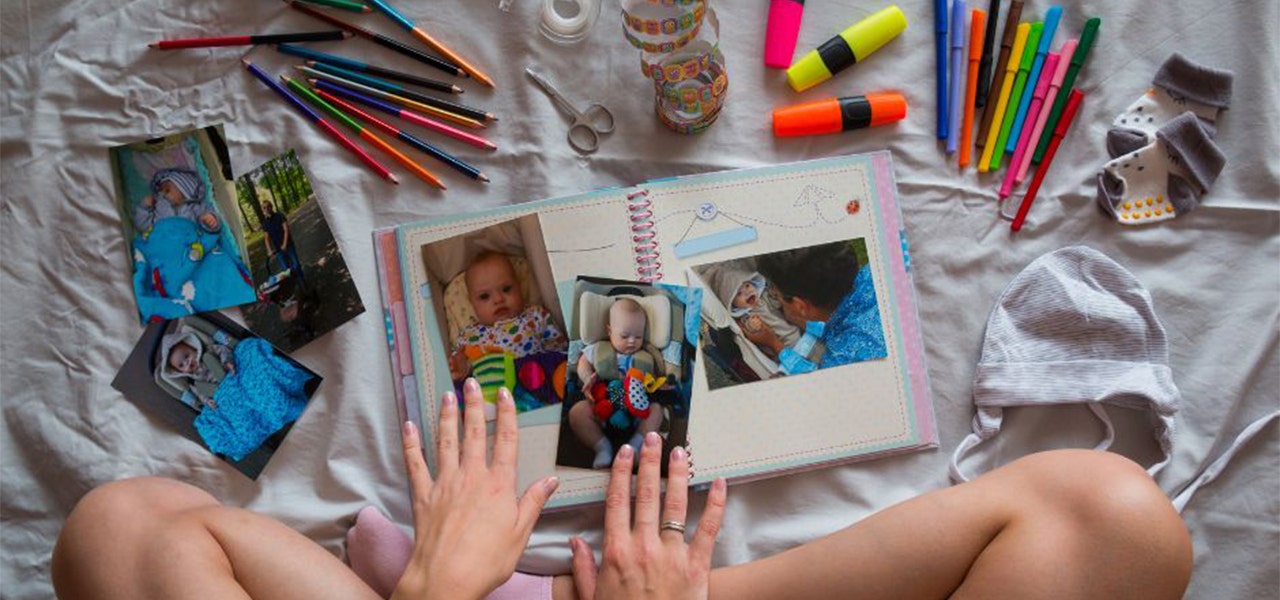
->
[978, 22, 1029, 173]
[786, 5, 909, 92]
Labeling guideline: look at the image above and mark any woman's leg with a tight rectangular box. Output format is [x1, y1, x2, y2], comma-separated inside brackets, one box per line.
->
[707, 449, 1192, 600]
[52, 477, 380, 600]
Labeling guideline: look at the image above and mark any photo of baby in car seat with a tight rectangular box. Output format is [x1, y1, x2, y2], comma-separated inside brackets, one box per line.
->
[554, 277, 701, 474]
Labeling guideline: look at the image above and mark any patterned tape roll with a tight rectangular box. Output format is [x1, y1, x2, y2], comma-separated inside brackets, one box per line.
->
[622, 0, 727, 135]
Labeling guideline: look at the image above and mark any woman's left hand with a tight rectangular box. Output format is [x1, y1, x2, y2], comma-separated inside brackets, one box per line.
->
[391, 379, 559, 600]
[570, 432, 728, 600]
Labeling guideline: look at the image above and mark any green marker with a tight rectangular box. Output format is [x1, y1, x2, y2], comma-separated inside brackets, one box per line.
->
[989, 21, 1041, 170]
[1033, 17, 1101, 164]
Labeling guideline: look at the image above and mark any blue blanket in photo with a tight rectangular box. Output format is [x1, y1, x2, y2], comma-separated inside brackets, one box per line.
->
[194, 338, 311, 461]
[132, 217, 256, 323]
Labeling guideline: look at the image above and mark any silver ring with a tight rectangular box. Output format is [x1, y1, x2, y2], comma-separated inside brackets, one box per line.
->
[660, 520, 687, 534]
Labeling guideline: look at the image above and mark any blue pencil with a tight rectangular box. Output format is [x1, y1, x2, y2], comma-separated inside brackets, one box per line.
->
[1006, 5, 1061, 152]
[304, 61, 496, 122]
[936, 0, 950, 139]
[274, 43, 462, 94]
[310, 78, 498, 150]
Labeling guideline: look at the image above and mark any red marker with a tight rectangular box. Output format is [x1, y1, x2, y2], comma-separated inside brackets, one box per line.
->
[1011, 89, 1083, 232]
[772, 92, 907, 137]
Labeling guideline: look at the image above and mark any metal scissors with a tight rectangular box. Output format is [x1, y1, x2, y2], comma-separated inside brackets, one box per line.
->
[525, 67, 615, 154]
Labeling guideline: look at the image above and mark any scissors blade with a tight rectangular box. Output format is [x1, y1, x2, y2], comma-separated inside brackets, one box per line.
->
[524, 67, 579, 117]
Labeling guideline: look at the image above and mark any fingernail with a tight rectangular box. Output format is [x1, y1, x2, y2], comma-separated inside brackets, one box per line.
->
[402, 421, 416, 437]
[672, 445, 686, 461]
[544, 476, 560, 492]
[619, 444, 633, 459]
[645, 431, 660, 446]
[713, 477, 727, 492]
[464, 378, 480, 393]
[499, 387, 514, 406]
[442, 390, 457, 407]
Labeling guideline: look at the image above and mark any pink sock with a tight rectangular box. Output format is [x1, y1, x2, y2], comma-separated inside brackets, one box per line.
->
[346, 506, 413, 599]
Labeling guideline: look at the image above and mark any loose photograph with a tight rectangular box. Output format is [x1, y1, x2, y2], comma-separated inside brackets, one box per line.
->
[109, 125, 257, 324]
[555, 277, 701, 473]
[420, 215, 569, 420]
[111, 312, 322, 479]
[235, 150, 366, 352]
[689, 238, 887, 391]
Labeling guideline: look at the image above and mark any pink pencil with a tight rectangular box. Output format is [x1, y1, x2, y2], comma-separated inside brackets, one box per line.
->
[1000, 52, 1060, 199]
[1015, 39, 1076, 185]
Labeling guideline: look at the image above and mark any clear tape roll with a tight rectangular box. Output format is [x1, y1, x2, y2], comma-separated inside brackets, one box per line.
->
[540, 0, 602, 45]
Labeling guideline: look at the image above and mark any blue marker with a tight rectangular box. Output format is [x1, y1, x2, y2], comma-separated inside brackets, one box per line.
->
[1006, 5, 1061, 152]
[947, 0, 967, 153]
[936, 0, 949, 139]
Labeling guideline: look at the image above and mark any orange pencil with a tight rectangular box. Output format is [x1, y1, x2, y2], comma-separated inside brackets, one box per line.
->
[366, 0, 495, 88]
[959, 9, 987, 168]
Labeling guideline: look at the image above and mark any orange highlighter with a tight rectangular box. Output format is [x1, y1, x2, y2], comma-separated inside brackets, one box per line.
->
[958, 9, 987, 168]
[773, 92, 908, 136]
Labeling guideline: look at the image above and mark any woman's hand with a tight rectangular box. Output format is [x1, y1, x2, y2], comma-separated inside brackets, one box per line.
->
[570, 432, 728, 600]
[391, 379, 559, 600]
[740, 318, 784, 355]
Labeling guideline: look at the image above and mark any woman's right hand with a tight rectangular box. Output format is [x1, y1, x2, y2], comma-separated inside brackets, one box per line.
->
[740, 319, 784, 355]
[570, 432, 728, 600]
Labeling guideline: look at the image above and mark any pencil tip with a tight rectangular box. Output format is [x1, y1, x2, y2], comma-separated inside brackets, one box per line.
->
[362, 5, 372, 11]
[489, 114, 499, 122]
[454, 87, 464, 94]
[389, 174, 401, 184]
[147, 42, 159, 48]
[343, 31, 356, 39]
[478, 173, 489, 182]
[240, 57, 252, 66]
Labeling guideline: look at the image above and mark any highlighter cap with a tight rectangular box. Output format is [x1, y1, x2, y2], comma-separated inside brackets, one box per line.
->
[786, 5, 907, 92]
[841, 5, 909, 62]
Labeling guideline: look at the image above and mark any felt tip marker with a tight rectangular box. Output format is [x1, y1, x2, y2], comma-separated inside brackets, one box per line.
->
[765, 0, 806, 69]
[787, 5, 908, 92]
[772, 92, 908, 136]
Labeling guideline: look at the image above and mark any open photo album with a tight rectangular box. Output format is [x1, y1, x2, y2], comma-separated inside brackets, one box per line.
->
[374, 152, 937, 509]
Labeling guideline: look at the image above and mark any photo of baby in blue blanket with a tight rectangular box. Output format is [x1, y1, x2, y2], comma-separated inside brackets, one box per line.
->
[110, 126, 257, 324]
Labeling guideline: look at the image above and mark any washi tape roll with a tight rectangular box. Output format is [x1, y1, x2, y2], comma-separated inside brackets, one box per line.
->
[623, 0, 727, 134]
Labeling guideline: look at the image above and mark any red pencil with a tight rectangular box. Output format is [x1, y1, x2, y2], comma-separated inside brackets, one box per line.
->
[150, 31, 349, 49]
[1011, 89, 1083, 232]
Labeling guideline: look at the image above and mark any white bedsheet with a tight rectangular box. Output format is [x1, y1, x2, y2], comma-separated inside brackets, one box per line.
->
[2, 0, 1276, 597]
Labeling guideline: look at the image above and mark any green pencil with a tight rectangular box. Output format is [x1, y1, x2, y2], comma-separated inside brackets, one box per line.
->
[302, 0, 371, 13]
[989, 21, 1042, 171]
[1032, 17, 1101, 164]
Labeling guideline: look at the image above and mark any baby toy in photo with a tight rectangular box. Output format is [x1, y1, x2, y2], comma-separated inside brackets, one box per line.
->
[110, 126, 257, 324]
[690, 237, 887, 391]
[555, 277, 701, 473]
[112, 312, 321, 479]
[235, 150, 365, 352]
[421, 215, 569, 420]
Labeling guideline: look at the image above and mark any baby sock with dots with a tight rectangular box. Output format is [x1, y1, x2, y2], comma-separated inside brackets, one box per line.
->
[1106, 53, 1234, 158]
[1097, 112, 1226, 225]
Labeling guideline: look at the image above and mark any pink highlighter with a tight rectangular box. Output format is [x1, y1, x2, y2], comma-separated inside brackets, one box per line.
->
[1015, 39, 1077, 185]
[1000, 52, 1060, 199]
[765, 0, 806, 69]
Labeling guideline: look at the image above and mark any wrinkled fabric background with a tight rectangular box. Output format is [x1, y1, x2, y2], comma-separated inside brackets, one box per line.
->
[2, 0, 1276, 597]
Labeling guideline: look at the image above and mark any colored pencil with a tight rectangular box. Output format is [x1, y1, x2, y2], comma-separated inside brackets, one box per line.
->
[1033, 17, 1100, 164]
[959, 9, 987, 169]
[978, 22, 1027, 172]
[311, 79, 497, 151]
[304, 0, 370, 12]
[1012, 89, 1082, 231]
[315, 89, 489, 182]
[275, 43, 463, 94]
[285, 76, 445, 188]
[1005, 5, 1061, 153]
[935, 0, 949, 140]
[286, 0, 467, 78]
[150, 30, 348, 49]
[241, 59, 397, 184]
[306, 61, 495, 122]
[365, 0, 495, 88]
[1015, 39, 1075, 184]
[1000, 52, 1059, 198]
[947, 0, 968, 154]
[975, 0, 1001, 108]
[990, 21, 1041, 170]
[297, 66, 484, 129]
[976, 0, 1024, 148]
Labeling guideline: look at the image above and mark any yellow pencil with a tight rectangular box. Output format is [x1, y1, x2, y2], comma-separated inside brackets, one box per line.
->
[978, 22, 1029, 173]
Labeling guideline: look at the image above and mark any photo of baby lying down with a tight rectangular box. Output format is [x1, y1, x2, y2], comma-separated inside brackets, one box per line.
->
[112, 312, 321, 479]
[555, 277, 701, 473]
[691, 238, 887, 391]
[421, 215, 569, 420]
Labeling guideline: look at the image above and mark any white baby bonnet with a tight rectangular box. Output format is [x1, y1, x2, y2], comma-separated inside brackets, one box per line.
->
[950, 246, 1179, 482]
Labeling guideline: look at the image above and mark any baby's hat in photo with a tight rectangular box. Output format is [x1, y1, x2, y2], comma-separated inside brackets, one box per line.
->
[950, 246, 1179, 482]
[150, 168, 205, 202]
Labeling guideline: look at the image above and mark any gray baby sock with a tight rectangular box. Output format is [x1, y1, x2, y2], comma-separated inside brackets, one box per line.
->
[1097, 112, 1226, 225]
[1106, 53, 1234, 158]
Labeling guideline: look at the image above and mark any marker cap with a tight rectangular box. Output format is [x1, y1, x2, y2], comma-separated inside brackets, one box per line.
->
[764, 0, 806, 69]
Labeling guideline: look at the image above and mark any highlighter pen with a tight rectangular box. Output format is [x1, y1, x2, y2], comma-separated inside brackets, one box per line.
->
[1000, 52, 1059, 198]
[1012, 89, 1083, 231]
[1015, 39, 1075, 184]
[935, 0, 948, 139]
[1005, 5, 1061, 153]
[1033, 17, 1100, 164]
[975, 0, 1024, 148]
[959, 9, 987, 168]
[772, 92, 908, 136]
[765, 0, 806, 69]
[989, 21, 1041, 171]
[787, 5, 909, 92]
[977, 22, 1028, 172]
[974, 0, 1001, 108]
[947, 0, 967, 153]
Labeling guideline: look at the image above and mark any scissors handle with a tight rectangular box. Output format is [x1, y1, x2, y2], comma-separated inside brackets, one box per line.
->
[567, 123, 600, 154]
[577, 103, 615, 134]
